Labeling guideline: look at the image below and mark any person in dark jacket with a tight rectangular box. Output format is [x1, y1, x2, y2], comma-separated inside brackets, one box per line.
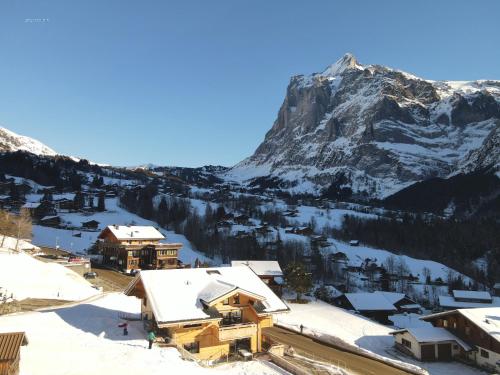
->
[147, 330, 156, 349]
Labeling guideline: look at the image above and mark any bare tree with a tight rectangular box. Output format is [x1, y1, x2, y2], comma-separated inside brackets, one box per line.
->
[12, 208, 32, 252]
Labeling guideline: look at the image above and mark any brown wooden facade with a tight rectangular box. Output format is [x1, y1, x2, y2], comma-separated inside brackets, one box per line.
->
[423, 312, 500, 356]
[98, 227, 182, 273]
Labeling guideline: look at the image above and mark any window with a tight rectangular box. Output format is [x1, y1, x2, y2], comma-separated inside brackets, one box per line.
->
[480, 349, 489, 358]
[183, 323, 202, 329]
[184, 342, 200, 354]
[233, 294, 240, 305]
[453, 322, 457, 329]
[465, 326, 470, 336]
[144, 297, 147, 307]
[223, 298, 229, 305]
[443, 320, 448, 328]
[402, 338, 411, 349]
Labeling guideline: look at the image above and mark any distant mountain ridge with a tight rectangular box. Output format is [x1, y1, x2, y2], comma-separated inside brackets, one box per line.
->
[227, 53, 500, 198]
[0, 127, 57, 157]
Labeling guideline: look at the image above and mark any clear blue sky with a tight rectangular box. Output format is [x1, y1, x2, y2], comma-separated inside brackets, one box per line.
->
[1, 1, 499, 167]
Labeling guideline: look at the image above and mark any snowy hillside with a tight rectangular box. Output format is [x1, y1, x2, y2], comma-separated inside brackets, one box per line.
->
[29, 197, 211, 266]
[0, 293, 284, 375]
[227, 53, 500, 198]
[0, 248, 100, 300]
[0, 127, 57, 156]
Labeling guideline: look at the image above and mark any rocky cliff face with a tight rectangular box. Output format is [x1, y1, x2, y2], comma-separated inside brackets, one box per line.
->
[227, 54, 500, 198]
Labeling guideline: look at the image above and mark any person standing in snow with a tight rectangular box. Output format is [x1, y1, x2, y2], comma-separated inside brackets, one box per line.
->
[300, 324, 304, 334]
[147, 330, 156, 349]
[118, 322, 128, 336]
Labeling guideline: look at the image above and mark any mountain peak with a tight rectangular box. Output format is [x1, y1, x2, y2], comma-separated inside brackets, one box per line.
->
[0, 126, 58, 156]
[322, 53, 361, 76]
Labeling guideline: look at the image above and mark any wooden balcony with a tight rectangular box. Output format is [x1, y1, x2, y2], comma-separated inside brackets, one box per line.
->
[218, 322, 257, 341]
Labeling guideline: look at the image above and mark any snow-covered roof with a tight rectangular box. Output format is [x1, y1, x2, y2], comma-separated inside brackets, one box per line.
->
[231, 260, 283, 277]
[391, 327, 472, 351]
[103, 225, 165, 241]
[422, 307, 500, 344]
[374, 291, 406, 305]
[344, 293, 397, 311]
[22, 202, 41, 209]
[40, 215, 59, 221]
[132, 266, 289, 325]
[452, 290, 492, 301]
[459, 307, 500, 343]
[438, 295, 500, 309]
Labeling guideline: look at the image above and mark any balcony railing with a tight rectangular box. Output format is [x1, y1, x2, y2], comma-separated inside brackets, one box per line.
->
[218, 322, 257, 341]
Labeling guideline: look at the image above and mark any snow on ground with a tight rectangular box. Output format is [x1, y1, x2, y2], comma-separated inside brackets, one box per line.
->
[0, 235, 40, 252]
[276, 298, 483, 375]
[0, 248, 100, 300]
[30, 197, 211, 265]
[0, 293, 286, 375]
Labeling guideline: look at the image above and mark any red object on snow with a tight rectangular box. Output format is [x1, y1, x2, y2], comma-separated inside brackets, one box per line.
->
[118, 323, 128, 328]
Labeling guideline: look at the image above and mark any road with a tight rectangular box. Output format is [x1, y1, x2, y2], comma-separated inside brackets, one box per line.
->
[89, 264, 134, 292]
[263, 326, 413, 375]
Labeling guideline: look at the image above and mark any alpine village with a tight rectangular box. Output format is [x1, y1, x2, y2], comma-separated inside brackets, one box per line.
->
[1, 3, 500, 375]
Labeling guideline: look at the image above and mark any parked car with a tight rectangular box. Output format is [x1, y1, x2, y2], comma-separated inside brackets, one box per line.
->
[84, 272, 98, 279]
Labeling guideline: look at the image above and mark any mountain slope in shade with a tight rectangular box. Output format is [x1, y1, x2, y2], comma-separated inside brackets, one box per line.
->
[226, 53, 500, 198]
[0, 126, 57, 156]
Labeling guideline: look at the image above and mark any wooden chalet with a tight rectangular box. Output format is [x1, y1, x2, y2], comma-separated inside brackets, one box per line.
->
[54, 198, 74, 211]
[234, 214, 250, 225]
[333, 292, 401, 323]
[98, 225, 182, 273]
[22, 201, 55, 219]
[494, 283, 500, 297]
[285, 227, 314, 236]
[125, 267, 289, 361]
[81, 220, 100, 230]
[438, 290, 500, 310]
[0, 332, 28, 375]
[39, 215, 61, 227]
[419, 308, 500, 371]
[231, 260, 284, 296]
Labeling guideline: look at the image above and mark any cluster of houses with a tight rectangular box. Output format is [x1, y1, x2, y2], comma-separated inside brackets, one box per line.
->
[391, 307, 500, 371]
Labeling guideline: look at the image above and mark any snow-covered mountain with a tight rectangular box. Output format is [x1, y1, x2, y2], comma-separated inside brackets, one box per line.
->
[227, 53, 500, 198]
[0, 126, 57, 156]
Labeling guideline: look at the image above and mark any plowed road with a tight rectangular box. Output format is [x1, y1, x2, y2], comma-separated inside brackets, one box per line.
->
[263, 326, 414, 375]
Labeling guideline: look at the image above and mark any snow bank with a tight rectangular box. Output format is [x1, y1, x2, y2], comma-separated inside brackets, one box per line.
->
[0, 249, 100, 300]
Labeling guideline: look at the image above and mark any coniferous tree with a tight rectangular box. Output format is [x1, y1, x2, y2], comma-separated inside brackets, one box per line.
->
[284, 262, 312, 302]
[97, 191, 106, 212]
[73, 191, 85, 210]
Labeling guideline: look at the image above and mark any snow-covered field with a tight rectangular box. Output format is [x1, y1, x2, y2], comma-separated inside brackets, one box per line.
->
[0, 248, 100, 301]
[276, 298, 483, 375]
[0, 293, 287, 375]
[30, 197, 211, 266]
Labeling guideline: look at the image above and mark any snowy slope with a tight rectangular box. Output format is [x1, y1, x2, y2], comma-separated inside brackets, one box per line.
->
[0, 248, 100, 300]
[0, 293, 285, 375]
[226, 54, 500, 198]
[0, 126, 57, 156]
